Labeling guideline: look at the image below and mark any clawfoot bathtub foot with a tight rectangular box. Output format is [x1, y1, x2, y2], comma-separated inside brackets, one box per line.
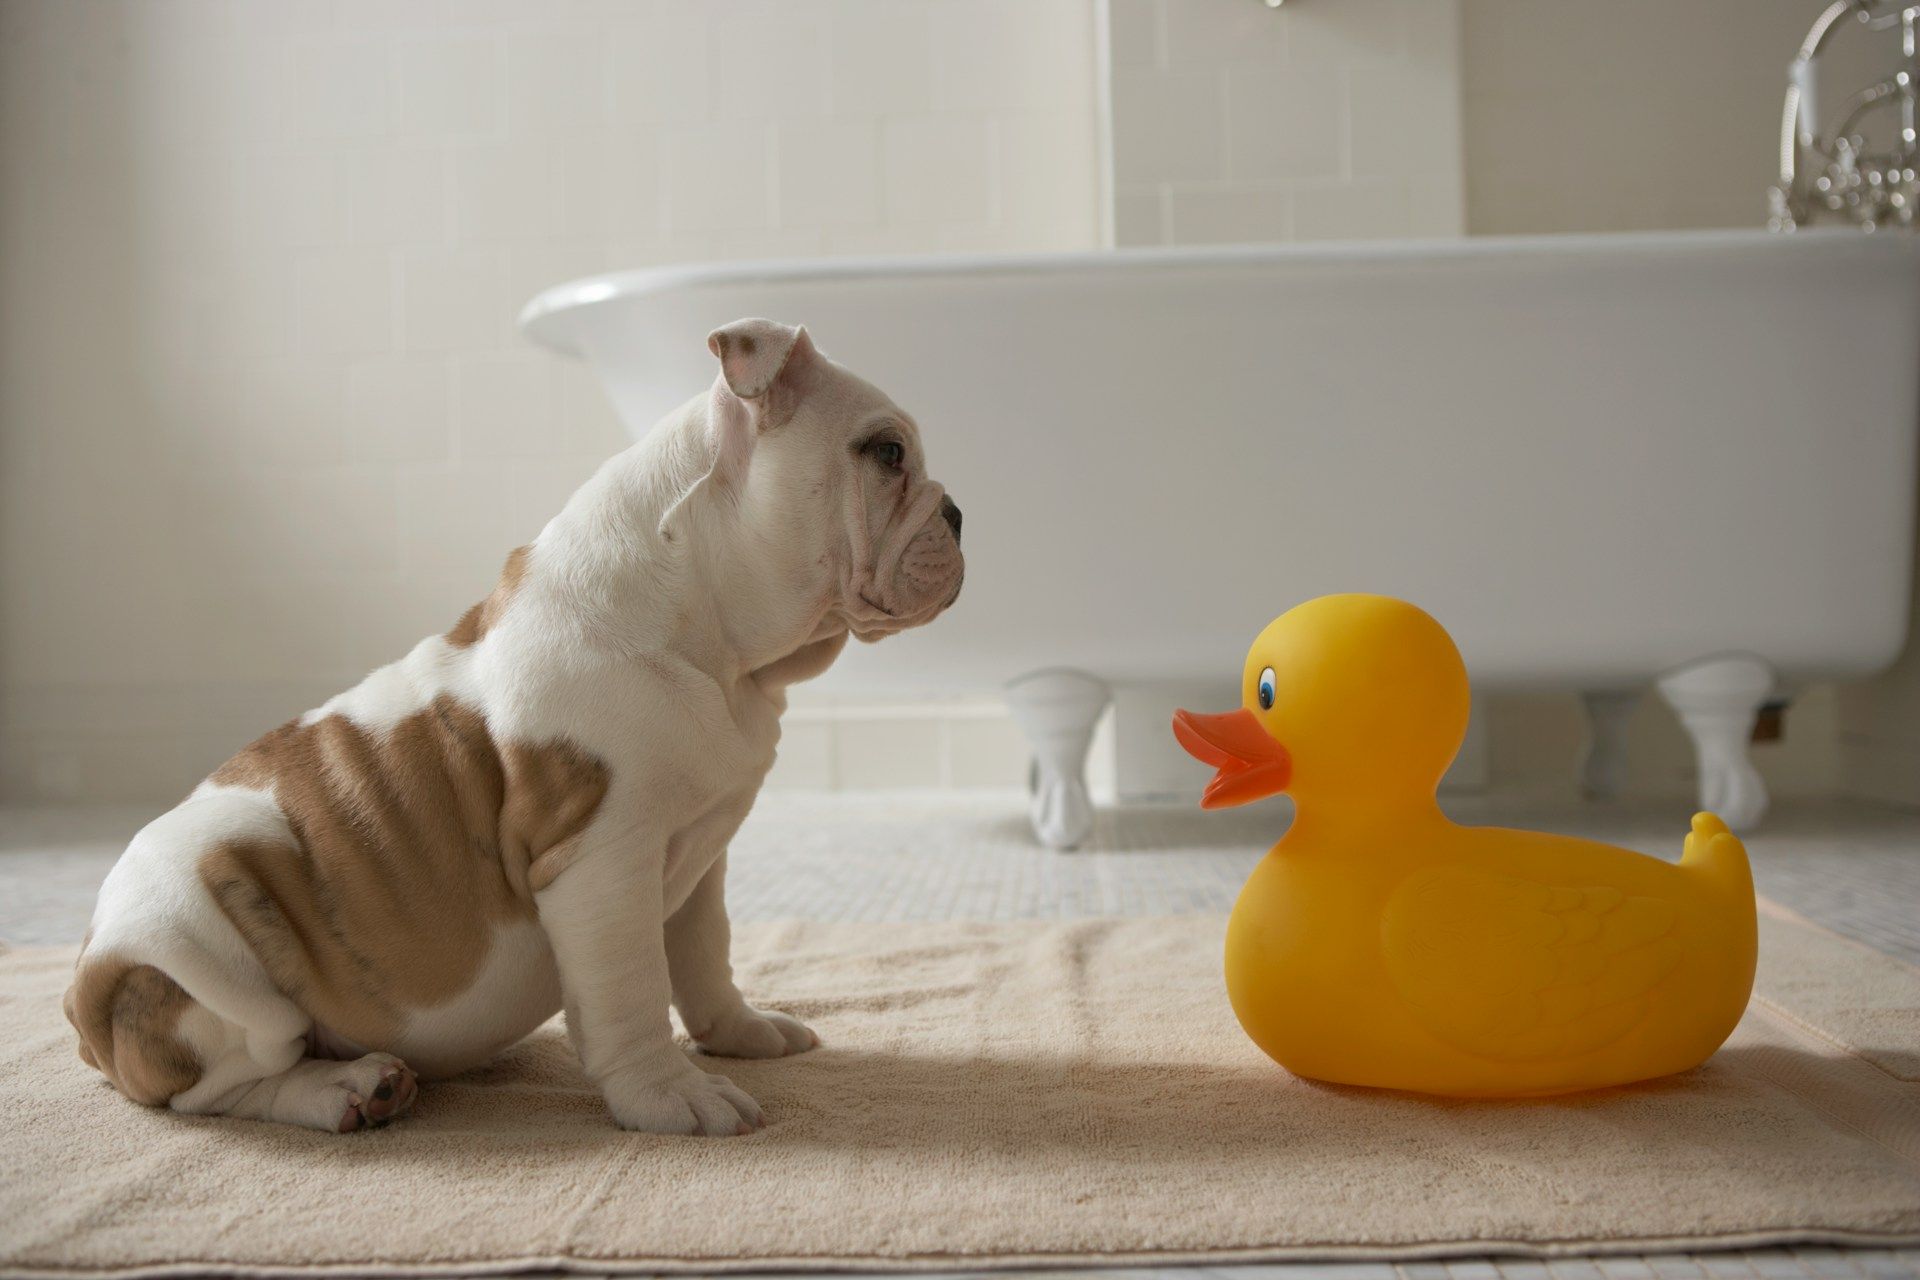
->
[1579, 689, 1640, 801]
[1656, 655, 1774, 832]
[1006, 669, 1110, 850]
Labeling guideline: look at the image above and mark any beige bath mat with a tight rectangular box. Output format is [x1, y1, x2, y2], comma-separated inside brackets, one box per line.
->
[3, 910, 1918, 1278]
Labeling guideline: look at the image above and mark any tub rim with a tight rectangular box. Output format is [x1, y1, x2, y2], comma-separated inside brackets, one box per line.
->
[517, 227, 1913, 358]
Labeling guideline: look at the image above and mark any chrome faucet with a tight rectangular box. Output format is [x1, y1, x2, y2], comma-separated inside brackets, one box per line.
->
[1770, 0, 1920, 231]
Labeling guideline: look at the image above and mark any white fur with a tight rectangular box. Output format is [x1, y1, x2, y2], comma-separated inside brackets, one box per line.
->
[93, 786, 314, 1071]
[299, 634, 483, 733]
[80, 319, 962, 1136]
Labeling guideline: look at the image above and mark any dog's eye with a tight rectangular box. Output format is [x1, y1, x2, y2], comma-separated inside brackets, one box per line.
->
[870, 441, 905, 472]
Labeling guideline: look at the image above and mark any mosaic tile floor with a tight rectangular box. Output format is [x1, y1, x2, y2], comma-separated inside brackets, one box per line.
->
[3, 791, 1917, 1280]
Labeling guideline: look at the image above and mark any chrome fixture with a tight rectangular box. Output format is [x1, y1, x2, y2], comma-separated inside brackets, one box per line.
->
[1770, 1, 1919, 230]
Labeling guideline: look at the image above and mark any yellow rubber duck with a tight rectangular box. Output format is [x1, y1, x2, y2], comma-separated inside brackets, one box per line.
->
[1172, 593, 1757, 1097]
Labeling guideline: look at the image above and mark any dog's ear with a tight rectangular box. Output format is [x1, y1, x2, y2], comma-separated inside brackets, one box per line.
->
[701, 319, 816, 498]
[708, 318, 814, 403]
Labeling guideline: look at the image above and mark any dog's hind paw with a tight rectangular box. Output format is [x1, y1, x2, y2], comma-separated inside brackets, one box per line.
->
[335, 1053, 419, 1133]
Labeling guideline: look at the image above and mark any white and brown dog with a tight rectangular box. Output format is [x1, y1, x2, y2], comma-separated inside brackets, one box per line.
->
[65, 319, 963, 1136]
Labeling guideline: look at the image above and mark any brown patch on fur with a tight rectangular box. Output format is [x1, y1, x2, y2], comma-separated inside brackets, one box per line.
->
[512, 740, 613, 893]
[202, 697, 608, 1048]
[64, 956, 202, 1105]
[446, 546, 531, 647]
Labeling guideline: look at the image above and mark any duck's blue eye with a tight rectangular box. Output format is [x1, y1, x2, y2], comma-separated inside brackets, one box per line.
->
[1257, 667, 1276, 711]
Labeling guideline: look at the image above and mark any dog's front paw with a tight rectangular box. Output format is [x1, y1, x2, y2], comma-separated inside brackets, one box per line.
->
[606, 1063, 765, 1136]
[694, 1006, 819, 1059]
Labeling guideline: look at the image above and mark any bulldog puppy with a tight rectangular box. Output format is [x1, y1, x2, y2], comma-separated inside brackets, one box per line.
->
[65, 319, 963, 1135]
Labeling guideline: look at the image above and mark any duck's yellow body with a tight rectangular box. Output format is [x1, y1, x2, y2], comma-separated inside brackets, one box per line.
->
[1176, 594, 1757, 1098]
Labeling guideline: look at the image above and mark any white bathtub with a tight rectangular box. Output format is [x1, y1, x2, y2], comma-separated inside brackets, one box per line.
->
[521, 230, 1920, 845]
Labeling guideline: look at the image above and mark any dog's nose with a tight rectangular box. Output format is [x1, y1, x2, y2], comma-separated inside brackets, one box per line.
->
[940, 496, 962, 543]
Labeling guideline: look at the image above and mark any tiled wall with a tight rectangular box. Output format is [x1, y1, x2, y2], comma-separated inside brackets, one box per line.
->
[1838, 535, 1920, 808]
[768, 697, 1118, 796]
[1459, 0, 1903, 805]
[3, 0, 1907, 808]
[1461, 0, 1899, 235]
[1107, 0, 1465, 246]
[1775, 4, 1920, 807]
[1093, 0, 1865, 806]
[0, 0, 1101, 803]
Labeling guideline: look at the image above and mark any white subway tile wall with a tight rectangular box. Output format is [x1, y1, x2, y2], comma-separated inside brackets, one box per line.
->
[5, 0, 1892, 810]
[0, 0, 1100, 803]
[1457, 0, 1919, 807]
[765, 698, 1116, 799]
[1109, 0, 1465, 246]
[1838, 550, 1920, 808]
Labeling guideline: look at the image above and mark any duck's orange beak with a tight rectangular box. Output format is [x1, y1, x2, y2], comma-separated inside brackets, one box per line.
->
[1171, 708, 1292, 809]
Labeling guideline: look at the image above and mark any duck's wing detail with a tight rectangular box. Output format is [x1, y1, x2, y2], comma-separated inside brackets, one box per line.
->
[1382, 867, 1682, 1062]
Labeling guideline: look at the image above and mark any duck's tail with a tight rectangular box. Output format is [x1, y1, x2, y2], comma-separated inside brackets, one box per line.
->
[1681, 811, 1755, 906]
